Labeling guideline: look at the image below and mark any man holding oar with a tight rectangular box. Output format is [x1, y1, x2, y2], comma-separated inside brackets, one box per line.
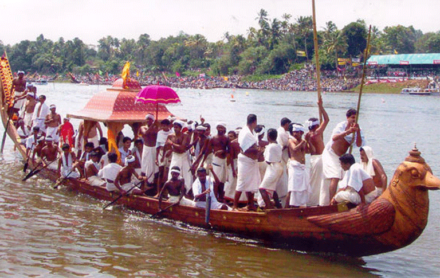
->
[113, 155, 149, 195]
[157, 166, 195, 209]
[320, 109, 364, 206]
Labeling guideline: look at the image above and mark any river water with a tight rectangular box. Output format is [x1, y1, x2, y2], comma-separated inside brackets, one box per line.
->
[0, 83, 439, 277]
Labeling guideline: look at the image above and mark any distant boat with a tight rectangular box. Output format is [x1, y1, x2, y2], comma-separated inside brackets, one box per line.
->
[230, 94, 236, 102]
[34, 79, 48, 85]
[401, 87, 439, 96]
[79, 82, 90, 86]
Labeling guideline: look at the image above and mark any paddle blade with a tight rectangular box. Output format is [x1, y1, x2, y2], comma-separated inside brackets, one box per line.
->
[23, 162, 28, 172]
[22, 169, 40, 181]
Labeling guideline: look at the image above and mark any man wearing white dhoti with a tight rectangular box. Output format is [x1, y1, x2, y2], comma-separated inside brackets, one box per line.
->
[113, 155, 148, 195]
[332, 154, 376, 205]
[159, 166, 195, 208]
[286, 123, 313, 207]
[167, 120, 193, 195]
[224, 131, 247, 203]
[321, 108, 365, 206]
[44, 104, 61, 143]
[305, 97, 329, 206]
[193, 167, 230, 210]
[57, 143, 80, 179]
[233, 114, 262, 211]
[258, 129, 283, 209]
[139, 114, 159, 185]
[85, 152, 105, 186]
[360, 146, 388, 202]
[32, 95, 49, 134]
[275, 117, 291, 204]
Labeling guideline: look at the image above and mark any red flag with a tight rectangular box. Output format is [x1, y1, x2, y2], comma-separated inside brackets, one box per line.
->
[175, 71, 180, 77]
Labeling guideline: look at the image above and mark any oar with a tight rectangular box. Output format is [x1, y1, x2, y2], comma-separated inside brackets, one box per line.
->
[311, 0, 323, 123]
[22, 159, 57, 181]
[102, 180, 143, 210]
[23, 156, 31, 172]
[349, 25, 372, 154]
[53, 168, 76, 189]
[0, 109, 14, 154]
[150, 201, 180, 219]
[205, 194, 211, 225]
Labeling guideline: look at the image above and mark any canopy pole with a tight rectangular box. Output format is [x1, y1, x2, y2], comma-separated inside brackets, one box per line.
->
[312, 0, 323, 122]
[349, 25, 372, 154]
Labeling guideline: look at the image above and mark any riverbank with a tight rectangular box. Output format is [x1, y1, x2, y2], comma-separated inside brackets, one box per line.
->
[353, 80, 429, 94]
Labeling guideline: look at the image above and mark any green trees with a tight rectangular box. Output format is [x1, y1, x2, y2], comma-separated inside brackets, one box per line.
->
[3, 9, 440, 77]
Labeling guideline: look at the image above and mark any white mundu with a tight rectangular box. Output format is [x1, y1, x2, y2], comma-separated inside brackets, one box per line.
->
[334, 163, 371, 205]
[288, 160, 310, 207]
[237, 125, 261, 193]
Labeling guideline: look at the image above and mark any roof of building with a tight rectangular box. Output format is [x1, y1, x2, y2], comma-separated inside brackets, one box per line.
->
[367, 54, 440, 65]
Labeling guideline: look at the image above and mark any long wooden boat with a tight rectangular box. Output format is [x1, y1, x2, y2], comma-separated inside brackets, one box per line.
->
[1, 69, 439, 257]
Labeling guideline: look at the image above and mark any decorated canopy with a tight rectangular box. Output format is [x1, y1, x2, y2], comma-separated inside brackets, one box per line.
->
[67, 79, 173, 123]
[367, 54, 440, 65]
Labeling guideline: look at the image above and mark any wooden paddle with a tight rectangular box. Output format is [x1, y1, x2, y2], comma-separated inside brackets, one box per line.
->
[0, 109, 14, 154]
[150, 201, 180, 219]
[311, 0, 323, 122]
[205, 194, 212, 225]
[22, 159, 57, 181]
[102, 180, 143, 210]
[53, 168, 76, 189]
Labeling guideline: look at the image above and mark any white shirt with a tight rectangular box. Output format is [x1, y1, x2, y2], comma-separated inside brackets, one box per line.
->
[339, 163, 371, 192]
[264, 143, 282, 163]
[32, 102, 49, 120]
[98, 163, 122, 182]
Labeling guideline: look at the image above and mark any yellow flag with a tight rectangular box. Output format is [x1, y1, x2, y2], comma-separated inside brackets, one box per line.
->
[121, 61, 130, 88]
[394, 49, 398, 54]
[136, 70, 139, 77]
[297, 50, 306, 57]
[223, 76, 228, 81]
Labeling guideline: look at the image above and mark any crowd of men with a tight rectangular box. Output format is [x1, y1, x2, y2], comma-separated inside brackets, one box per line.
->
[11, 70, 388, 212]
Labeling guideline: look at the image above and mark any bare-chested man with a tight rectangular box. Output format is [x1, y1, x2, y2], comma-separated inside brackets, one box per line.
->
[158, 166, 195, 208]
[360, 146, 387, 202]
[306, 97, 329, 206]
[155, 119, 173, 196]
[32, 136, 45, 165]
[40, 136, 59, 170]
[11, 71, 27, 114]
[234, 114, 263, 211]
[207, 122, 229, 201]
[113, 155, 149, 195]
[139, 114, 159, 185]
[285, 123, 314, 208]
[23, 91, 37, 131]
[223, 130, 243, 204]
[166, 120, 192, 195]
[77, 120, 103, 157]
[321, 109, 364, 206]
[44, 104, 61, 144]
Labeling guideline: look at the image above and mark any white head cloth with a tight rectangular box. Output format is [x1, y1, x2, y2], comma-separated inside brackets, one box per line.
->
[45, 136, 54, 142]
[216, 122, 227, 129]
[195, 125, 207, 131]
[49, 104, 56, 109]
[361, 146, 375, 176]
[291, 124, 305, 133]
[170, 167, 181, 175]
[125, 155, 136, 164]
[173, 120, 185, 128]
[306, 119, 320, 129]
[145, 114, 154, 121]
[256, 127, 265, 136]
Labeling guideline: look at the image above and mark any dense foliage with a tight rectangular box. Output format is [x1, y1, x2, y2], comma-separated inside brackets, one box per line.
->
[1, 9, 439, 76]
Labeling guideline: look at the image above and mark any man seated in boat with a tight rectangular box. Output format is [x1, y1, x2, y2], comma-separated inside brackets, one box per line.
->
[77, 142, 94, 178]
[113, 155, 149, 195]
[32, 95, 49, 135]
[39, 136, 59, 170]
[139, 114, 159, 187]
[118, 137, 132, 165]
[331, 154, 376, 206]
[158, 166, 195, 207]
[32, 136, 46, 165]
[321, 109, 365, 206]
[44, 104, 61, 144]
[258, 128, 283, 209]
[193, 166, 230, 210]
[285, 123, 314, 208]
[25, 126, 41, 158]
[84, 151, 105, 186]
[360, 146, 387, 201]
[57, 143, 80, 179]
[132, 138, 143, 172]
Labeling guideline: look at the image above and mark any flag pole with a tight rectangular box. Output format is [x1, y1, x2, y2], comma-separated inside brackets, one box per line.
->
[312, 0, 323, 122]
[349, 25, 372, 154]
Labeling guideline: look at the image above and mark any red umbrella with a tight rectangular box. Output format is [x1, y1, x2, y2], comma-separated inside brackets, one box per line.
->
[135, 85, 181, 120]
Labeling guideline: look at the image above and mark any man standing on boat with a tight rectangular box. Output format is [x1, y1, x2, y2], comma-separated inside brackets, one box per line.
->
[275, 117, 291, 205]
[233, 114, 262, 211]
[139, 114, 159, 186]
[11, 71, 27, 115]
[23, 91, 37, 131]
[207, 122, 229, 201]
[32, 95, 49, 135]
[44, 104, 61, 144]
[320, 109, 364, 206]
[166, 120, 192, 196]
[306, 98, 329, 206]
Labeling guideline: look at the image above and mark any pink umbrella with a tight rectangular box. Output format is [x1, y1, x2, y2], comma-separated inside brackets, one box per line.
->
[135, 85, 181, 120]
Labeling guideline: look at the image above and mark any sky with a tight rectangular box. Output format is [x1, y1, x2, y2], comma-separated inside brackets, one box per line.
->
[1, 0, 438, 46]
